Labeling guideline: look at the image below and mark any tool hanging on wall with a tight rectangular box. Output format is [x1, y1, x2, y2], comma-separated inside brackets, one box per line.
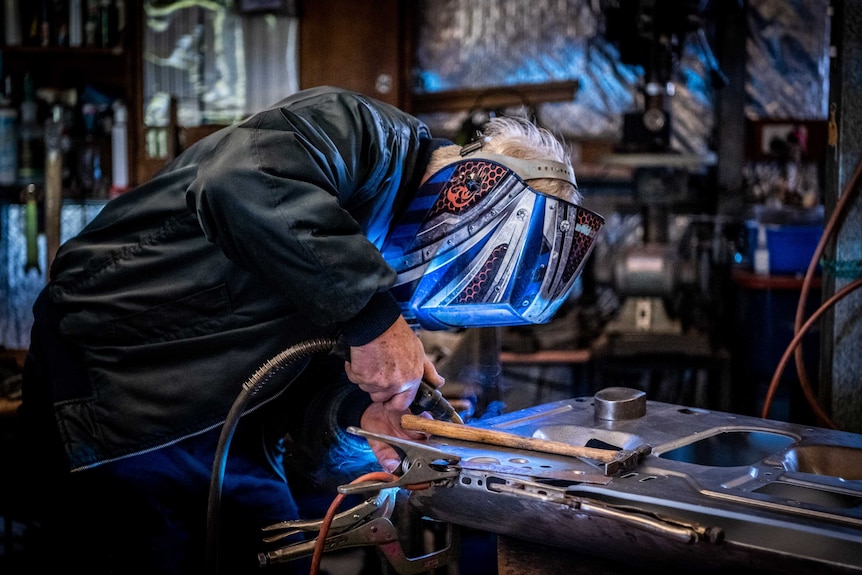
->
[21, 183, 41, 273]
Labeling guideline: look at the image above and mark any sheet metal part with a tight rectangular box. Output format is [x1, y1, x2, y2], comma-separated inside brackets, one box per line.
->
[407, 388, 862, 574]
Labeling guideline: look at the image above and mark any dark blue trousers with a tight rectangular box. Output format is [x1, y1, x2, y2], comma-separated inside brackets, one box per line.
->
[21, 421, 310, 574]
[17, 291, 311, 574]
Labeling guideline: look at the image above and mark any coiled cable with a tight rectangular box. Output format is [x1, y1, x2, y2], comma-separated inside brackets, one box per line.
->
[206, 337, 337, 573]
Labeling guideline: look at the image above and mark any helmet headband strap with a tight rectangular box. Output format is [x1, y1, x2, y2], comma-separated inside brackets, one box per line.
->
[459, 140, 578, 201]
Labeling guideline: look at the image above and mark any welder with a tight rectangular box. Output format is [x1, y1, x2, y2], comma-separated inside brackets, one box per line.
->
[16, 85, 599, 574]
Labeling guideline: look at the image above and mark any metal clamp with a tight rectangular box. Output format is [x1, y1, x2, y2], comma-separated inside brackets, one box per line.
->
[260, 489, 396, 545]
[259, 478, 461, 573]
[288, 514, 460, 575]
[337, 427, 461, 496]
[258, 489, 399, 566]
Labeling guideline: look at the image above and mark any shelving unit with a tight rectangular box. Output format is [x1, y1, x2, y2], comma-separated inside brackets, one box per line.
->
[0, 0, 143, 194]
[0, 2, 144, 354]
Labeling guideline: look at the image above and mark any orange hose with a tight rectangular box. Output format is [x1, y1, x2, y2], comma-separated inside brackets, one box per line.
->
[783, 152, 862, 427]
[762, 277, 862, 422]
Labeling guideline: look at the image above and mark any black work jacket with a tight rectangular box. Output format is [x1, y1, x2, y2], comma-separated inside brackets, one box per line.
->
[36, 87, 433, 471]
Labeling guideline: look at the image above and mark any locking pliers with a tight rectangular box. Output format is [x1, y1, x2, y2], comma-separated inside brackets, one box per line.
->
[336, 427, 461, 496]
[257, 429, 462, 572]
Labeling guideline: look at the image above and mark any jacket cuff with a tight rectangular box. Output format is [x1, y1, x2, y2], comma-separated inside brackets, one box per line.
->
[340, 291, 403, 346]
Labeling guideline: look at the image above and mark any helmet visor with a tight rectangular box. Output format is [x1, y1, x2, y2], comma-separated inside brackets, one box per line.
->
[382, 158, 604, 330]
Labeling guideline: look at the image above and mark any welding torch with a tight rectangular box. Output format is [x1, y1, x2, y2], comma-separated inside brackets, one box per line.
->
[409, 380, 463, 424]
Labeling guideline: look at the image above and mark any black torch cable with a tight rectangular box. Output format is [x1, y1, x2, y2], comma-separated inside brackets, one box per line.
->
[206, 337, 338, 574]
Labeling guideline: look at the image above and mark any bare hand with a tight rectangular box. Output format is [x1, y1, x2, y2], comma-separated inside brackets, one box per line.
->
[359, 402, 430, 472]
[344, 315, 442, 412]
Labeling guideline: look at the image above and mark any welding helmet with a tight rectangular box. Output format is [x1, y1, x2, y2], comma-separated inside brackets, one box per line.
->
[381, 147, 604, 330]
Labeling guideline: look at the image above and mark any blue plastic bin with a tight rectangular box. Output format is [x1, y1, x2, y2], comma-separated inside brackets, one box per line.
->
[745, 221, 823, 275]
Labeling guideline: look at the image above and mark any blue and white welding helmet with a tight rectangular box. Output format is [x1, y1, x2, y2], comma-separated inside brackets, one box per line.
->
[381, 146, 604, 331]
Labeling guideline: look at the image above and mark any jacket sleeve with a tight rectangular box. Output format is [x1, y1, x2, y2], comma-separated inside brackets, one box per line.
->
[185, 90, 429, 340]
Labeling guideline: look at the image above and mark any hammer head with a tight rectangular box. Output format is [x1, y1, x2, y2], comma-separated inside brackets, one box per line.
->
[603, 444, 652, 475]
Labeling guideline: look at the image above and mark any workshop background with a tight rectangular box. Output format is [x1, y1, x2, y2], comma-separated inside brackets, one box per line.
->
[0, 0, 861, 573]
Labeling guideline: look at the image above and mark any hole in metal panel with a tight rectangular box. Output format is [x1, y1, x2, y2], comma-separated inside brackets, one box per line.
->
[659, 431, 795, 467]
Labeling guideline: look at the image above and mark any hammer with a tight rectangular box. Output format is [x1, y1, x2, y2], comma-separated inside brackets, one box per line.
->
[401, 414, 651, 475]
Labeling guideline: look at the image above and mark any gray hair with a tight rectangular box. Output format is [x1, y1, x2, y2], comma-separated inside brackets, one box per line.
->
[428, 116, 580, 204]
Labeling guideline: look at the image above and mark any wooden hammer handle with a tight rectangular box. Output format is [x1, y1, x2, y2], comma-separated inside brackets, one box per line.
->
[401, 414, 617, 463]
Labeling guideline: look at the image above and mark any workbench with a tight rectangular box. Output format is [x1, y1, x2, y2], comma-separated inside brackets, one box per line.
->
[407, 391, 862, 574]
[497, 535, 653, 575]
